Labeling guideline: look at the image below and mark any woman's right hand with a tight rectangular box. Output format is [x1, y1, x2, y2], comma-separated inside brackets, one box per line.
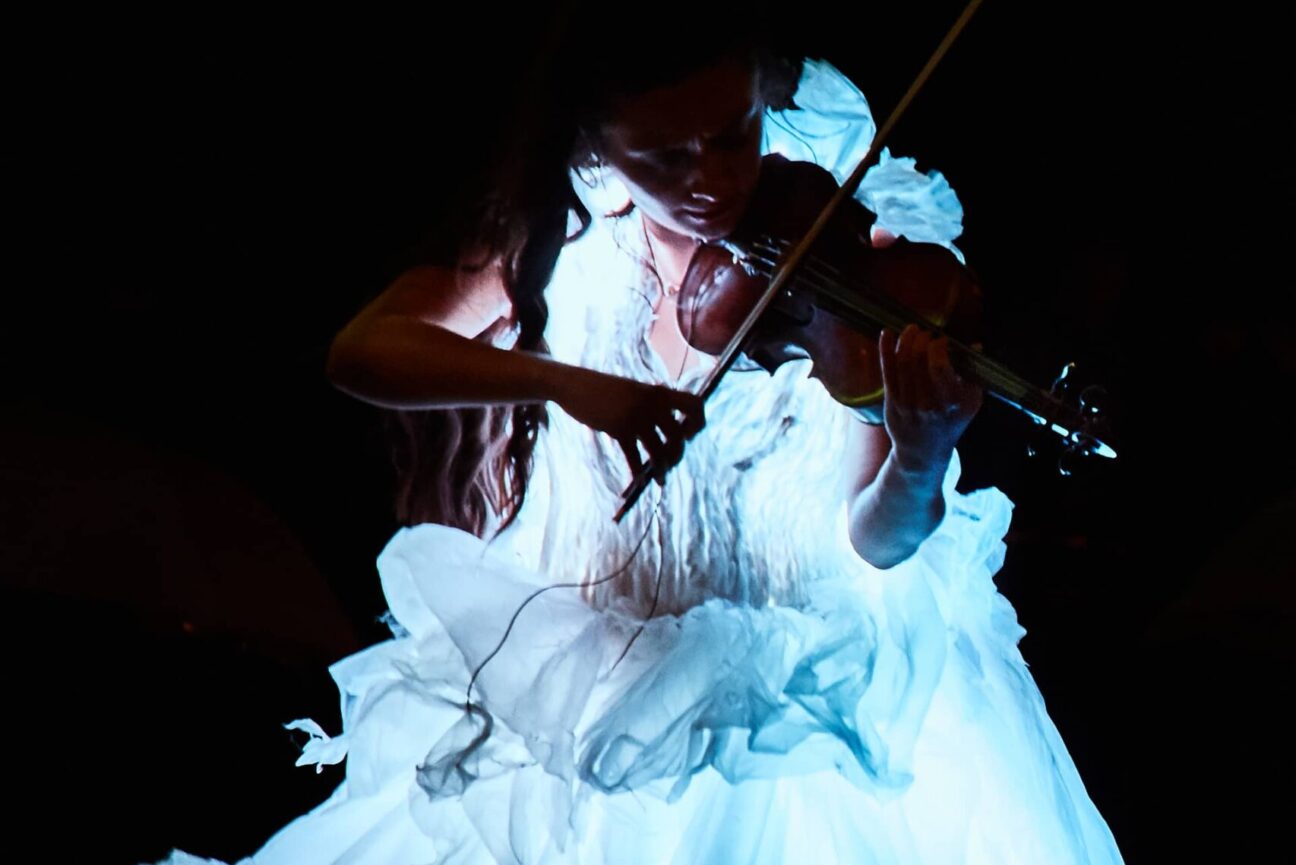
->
[554, 367, 706, 482]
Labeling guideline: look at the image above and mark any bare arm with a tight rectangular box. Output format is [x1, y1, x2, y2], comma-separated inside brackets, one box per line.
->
[843, 421, 947, 569]
[842, 324, 981, 569]
[325, 260, 703, 475]
[327, 261, 568, 408]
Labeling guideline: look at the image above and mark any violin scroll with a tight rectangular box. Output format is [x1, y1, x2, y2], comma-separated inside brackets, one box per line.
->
[1026, 362, 1117, 470]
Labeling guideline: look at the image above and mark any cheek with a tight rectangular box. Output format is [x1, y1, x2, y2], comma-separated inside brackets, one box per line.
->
[737, 155, 762, 192]
[735, 139, 764, 186]
[616, 166, 687, 212]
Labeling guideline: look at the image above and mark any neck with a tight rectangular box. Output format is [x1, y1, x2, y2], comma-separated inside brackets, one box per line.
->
[642, 214, 700, 295]
[643, 213, 696, 252]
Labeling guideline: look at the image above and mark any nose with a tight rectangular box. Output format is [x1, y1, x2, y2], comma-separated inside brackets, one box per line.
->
[683, 142, 738, 201]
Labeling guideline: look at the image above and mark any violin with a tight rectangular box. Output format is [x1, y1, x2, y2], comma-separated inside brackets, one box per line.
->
[614, 154, 1116, 522]
[678, 153, 983, 425]
[613, 0, 1115, 521]
[681, 152, 1115, 438]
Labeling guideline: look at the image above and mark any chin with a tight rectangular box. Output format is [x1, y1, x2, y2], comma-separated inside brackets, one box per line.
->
[679, 195, 750, 242]
[683, 213, 741, 243]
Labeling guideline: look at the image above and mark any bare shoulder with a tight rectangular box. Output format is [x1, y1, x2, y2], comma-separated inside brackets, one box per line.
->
[366, 250, 512, 338]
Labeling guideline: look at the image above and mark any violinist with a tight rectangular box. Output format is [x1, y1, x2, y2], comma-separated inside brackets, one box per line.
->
[158, 7, 1125, 864]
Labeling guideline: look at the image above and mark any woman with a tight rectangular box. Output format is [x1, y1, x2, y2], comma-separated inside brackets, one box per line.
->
[163, 13, 1124, 865]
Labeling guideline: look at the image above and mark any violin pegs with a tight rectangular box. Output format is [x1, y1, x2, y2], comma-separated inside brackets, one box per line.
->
[1049, 362, 1077, 398]
[1057, 433, 1098, 476]
[1079, 384, 1108, 421]
[1057, 444, 1084, 477]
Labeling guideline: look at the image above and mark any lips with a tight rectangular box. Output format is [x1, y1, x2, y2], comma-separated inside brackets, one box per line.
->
[682, 198, 738, 222]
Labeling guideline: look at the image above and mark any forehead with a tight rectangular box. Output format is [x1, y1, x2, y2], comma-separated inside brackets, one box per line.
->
[600, 56, 760, 151]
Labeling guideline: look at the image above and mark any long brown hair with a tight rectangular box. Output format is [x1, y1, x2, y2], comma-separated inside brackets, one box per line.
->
[388, 13, 804, 537]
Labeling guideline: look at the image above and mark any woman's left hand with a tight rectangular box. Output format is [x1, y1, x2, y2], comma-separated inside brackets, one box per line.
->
[878, 323, 983, 473]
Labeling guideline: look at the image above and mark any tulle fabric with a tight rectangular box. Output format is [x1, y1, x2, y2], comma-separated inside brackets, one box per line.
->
[181, 457, 1119, 864]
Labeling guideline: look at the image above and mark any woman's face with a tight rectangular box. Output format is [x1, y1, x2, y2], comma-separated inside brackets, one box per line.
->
[598, 55, 764, 242]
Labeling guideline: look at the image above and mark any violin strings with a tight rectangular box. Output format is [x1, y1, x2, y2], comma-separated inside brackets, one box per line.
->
[740, 237, 1034, 401]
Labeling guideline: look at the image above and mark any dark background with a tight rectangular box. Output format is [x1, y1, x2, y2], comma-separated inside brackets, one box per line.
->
[3, 3, 1292, 863]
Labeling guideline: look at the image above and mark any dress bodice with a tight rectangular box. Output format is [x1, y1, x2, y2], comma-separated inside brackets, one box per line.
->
[495, 209, 861, 617]
[492, 58, 970, 618]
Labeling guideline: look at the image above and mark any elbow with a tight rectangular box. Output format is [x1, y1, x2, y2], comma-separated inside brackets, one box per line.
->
[324, 334, 352, 390]
[849, 533, 920, 570]
[846, 497, 945, 570]
[325, 329, 371, 398]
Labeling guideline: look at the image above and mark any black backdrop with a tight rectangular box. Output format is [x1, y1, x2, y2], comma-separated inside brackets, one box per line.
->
[3, 4, 1292, 862]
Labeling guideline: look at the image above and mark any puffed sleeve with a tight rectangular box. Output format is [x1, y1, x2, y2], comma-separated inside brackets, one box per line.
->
[763, 58, 966, 263]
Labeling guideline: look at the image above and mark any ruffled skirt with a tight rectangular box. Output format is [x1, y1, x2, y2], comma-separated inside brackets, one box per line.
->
[162, 483, 1123, 865]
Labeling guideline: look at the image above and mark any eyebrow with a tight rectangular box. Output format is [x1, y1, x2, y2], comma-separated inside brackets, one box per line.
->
[624, 101, 762, 155]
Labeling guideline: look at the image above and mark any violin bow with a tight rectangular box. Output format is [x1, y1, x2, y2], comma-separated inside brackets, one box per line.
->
[616, 0, 987, 522]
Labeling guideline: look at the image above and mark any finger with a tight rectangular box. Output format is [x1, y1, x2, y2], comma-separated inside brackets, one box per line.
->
[933, 338, 983, 409]
[616, 435, 644, 479]
[878, 329, 899, 400]
[636, 421, 671, 481]
[896, 326, 917, 412]
[645, 422, 679, 486]
[897, 324, 929, 410]
[649, 391, 688, 455]
[927, 336, 959, 409]
[913, 327, 938, 411]
[959, 378, 986, 415]
[654, 412, 687, 469]
[670, 390, 707, 439]
[877, 329, 897, 421]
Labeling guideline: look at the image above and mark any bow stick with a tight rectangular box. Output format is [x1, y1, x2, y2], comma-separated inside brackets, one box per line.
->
[615, 0, 988, 522]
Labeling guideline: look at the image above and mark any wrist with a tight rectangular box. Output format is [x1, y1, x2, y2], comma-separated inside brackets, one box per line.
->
[528, 355, 566, 407]
[535, 356, 595, 410]
[888, 445, 952, 482]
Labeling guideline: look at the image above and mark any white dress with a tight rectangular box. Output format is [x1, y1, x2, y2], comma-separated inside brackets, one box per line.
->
[161, 60, 1124, 865]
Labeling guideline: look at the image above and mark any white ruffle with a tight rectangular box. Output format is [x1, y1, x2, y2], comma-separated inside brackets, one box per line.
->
[235, 454, 1077, 864]
[764, 58, 966, 261]
[573, 58, 966, 260]
[220, 453, 1118, 863]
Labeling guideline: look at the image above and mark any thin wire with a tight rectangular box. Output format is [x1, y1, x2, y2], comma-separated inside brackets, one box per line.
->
[448, 436, 672, 787]
[463, 214, 696, 706]
[465, 492, 665, 708]
[604, 239, 695, 674]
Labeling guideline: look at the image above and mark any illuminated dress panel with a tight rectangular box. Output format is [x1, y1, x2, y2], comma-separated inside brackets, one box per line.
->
[162, 59, 1124, 865]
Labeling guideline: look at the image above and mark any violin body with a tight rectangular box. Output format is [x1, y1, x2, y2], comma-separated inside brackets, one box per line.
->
[676, 154, 984, 422]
